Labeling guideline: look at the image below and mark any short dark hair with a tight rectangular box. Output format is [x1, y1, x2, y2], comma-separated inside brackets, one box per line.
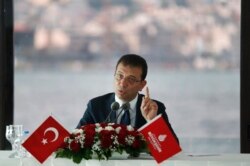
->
[116, 54, 148, 80]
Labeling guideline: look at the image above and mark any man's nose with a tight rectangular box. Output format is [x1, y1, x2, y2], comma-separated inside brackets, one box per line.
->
[119, 78, 129, 87]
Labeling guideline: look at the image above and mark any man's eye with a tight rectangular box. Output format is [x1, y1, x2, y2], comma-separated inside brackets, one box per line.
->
[116, 74, 123, 79]
[118, 74, 123, 78]
[128, 78, 135, 82]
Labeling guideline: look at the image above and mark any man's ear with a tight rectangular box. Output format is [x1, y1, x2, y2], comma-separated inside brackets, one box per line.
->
[139, 80, 147, 91]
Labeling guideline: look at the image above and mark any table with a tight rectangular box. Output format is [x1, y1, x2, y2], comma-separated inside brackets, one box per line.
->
[0, 151, 250, 166]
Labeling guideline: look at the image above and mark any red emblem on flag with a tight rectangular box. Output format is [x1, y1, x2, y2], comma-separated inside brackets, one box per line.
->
[139, 114, 181, 163]
[22, 116, 69, 163]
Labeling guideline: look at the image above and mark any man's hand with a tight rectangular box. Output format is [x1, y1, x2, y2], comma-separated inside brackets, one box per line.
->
[140, 87, 158, 121]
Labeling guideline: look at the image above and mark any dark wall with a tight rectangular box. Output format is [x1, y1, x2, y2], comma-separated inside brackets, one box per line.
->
[241, 0, 250, 153]
[0, 0, 13, 150]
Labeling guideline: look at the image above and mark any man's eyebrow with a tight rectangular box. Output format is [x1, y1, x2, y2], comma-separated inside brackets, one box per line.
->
[116, 71, 123, 74]
[128, 75, 137, 79]
[116, 71, 137, 79]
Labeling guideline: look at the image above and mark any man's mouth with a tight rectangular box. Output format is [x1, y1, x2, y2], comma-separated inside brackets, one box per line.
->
[117, 89, 125, 95]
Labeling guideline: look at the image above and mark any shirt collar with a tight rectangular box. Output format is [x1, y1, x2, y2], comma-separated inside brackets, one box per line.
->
[115, 94, 138, 110]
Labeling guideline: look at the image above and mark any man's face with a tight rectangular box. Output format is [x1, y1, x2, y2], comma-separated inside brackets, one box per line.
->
[114, 63, 146, 102]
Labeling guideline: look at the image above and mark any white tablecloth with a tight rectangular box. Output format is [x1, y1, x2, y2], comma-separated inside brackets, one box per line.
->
[0, 151, 250, 166]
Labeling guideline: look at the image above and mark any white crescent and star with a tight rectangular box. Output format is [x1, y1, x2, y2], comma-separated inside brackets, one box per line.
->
[41, 127, 59, 145]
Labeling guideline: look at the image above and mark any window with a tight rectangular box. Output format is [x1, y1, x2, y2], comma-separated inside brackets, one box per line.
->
[14, 0, 240, 153]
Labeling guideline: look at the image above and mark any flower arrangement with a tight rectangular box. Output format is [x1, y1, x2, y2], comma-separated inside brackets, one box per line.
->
[55, 123, 148, 164]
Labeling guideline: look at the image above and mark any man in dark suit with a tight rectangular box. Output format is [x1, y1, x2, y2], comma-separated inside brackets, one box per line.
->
[77, 54, 178, 141]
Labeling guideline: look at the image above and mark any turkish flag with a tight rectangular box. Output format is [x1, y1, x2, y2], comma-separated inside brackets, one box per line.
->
[22, 116, 69, 163]
[138, 114, 181, 163]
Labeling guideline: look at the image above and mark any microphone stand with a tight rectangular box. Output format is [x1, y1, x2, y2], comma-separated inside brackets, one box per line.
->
[104, 102, 120, 123]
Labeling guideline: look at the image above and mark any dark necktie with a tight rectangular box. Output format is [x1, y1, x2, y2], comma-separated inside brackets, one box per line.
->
[120, 109, 130, 125]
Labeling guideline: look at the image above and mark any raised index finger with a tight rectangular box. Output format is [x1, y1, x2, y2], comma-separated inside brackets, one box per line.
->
[145, 87, 150, 98]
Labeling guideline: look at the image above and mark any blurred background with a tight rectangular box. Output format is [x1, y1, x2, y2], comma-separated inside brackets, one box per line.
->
[13, 0, 240, 154]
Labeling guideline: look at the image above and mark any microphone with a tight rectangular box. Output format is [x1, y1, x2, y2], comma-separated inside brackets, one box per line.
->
[104, 102, 120, 123]
[111, 101, 120, 111]
[115, 103, 130, 123]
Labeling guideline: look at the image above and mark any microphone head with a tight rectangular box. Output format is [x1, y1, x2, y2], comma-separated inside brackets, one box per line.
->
[111, 102, 120, 111]
[121, 103, 130, 110]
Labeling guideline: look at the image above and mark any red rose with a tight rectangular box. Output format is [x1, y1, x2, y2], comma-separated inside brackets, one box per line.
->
[99, 130, 114, 148]
[84, 126, 96, 137]
[80, 125, 95, 148]
[82, 124, 95, 131]
[117, 129, 127, 145]
[127, 130, 136, 136]
[112, 124, 120, 128]
[70, 140, 81, 152]
[119, 125, 128, 132]
[84, 133, 95, 148]
[99, 123, 107, 128]
[132, 139, 141, 149]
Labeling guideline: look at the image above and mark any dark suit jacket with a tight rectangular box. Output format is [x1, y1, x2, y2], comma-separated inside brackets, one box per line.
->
[77, 93, 179, 142]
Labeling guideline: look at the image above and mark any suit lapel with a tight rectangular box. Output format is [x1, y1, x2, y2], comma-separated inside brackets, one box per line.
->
[135, 94, 147, 128]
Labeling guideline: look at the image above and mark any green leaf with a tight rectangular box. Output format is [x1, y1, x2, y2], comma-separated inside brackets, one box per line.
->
[55, 149, 73, 159]
[81, 148, 93, 160]
[72, 152, 83, 164]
